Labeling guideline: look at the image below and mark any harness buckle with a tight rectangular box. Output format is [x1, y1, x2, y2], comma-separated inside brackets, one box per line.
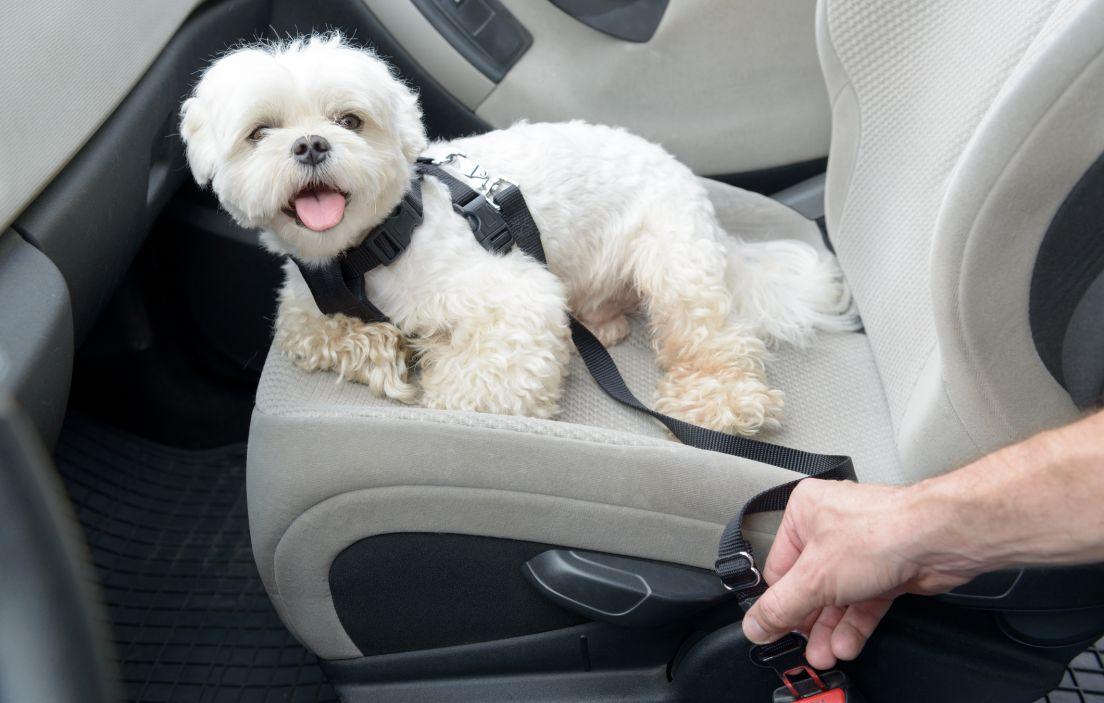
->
[361, 188, 423, 265]
[455, 194, 514, 255]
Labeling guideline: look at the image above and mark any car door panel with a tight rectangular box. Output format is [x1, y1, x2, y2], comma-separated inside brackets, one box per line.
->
[0, 0, 206, 234]
[0, 232, 72, 446]
[360, 0, 496, 108]
[481, 0, 830, 176]
[13, 0, 271, 344]
[352, 0, 830, 177]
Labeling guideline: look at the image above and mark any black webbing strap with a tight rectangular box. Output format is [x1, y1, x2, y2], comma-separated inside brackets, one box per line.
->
[292, 178, 425, 324]
[415, 160, 481, 207]
[294, 254, 389, 323]
[573, 315, 854, 596]
[416, 161, 516, 254]
[468, 172, 857, 601]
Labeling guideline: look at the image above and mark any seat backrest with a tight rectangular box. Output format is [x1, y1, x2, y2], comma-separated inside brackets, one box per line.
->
[817, 0, 1104, 482]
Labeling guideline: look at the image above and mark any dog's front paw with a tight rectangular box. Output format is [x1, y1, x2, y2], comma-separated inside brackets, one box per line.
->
[421, 382, 561, 419]
[419, 344, 567, 419]
[655, 365, 784, 437]
[276, 306, 418, 403]
[416, 317, 571, 419]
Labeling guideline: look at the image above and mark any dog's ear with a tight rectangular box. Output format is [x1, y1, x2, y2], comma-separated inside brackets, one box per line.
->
[179, 96, 218, 186]
[390, 82, 428, 163]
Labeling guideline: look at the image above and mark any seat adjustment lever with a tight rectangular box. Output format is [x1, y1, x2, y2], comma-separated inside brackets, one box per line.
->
[523, 549, 734, 627]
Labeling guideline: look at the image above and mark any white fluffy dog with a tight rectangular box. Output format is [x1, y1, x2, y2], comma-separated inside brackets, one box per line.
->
[180, 34, 854, 435]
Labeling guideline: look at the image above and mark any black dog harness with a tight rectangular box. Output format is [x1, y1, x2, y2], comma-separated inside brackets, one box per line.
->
[292, 156, 520, 325]
[293, 155, 858, 700]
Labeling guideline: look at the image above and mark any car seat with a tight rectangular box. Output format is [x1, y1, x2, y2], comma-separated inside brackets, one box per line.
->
[246, 0, 1104, 699]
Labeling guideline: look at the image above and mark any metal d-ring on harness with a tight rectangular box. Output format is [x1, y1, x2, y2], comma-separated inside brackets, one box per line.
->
[294, 155, 861, 701]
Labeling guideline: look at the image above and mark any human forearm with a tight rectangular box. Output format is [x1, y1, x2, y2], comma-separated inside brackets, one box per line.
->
[742, 410, 1104, 667]
[908, 409, 1104, 581]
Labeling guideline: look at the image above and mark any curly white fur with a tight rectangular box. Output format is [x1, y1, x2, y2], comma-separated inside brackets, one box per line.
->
[180, 34, 858, 435]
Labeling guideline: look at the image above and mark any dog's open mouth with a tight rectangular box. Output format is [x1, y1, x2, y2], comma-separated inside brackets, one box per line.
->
[282, 186, 349, 232]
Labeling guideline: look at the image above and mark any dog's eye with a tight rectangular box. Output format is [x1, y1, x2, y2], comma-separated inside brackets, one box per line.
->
[247, 125, 269, 143]
[336, 114, 363, 130]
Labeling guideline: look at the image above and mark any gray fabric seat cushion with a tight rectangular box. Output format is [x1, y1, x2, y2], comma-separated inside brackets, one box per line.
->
[247, 179, 900, 659]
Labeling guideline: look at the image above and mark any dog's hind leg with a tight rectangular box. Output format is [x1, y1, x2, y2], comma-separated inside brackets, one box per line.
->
[630, 204, 784, 437]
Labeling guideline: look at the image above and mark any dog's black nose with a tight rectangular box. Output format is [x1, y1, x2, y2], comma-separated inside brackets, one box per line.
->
[292, 135, 330, 165]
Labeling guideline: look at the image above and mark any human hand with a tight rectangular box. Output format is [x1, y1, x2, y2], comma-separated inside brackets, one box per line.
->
[741, 479, 981, 669]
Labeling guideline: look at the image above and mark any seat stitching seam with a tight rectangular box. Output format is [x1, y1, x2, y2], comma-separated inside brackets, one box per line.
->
[253, 404, 728, 452]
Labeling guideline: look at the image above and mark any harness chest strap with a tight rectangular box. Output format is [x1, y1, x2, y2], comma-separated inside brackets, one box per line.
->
[292, 178, 425, 325]
[291, 159, 519, 323]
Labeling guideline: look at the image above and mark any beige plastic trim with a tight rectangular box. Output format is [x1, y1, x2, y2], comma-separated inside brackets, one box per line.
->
[360, 0, 495, 109]
[476, 0, 831, 175]
[0, 0, 204, 232]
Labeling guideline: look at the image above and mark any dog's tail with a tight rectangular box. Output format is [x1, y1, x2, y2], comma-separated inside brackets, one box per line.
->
[725, 239, 861, 348]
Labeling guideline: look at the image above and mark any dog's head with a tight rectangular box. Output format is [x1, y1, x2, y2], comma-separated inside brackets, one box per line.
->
[180, 34, 427, 261]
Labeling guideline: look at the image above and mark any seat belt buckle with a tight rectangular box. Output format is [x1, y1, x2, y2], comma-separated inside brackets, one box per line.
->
[770, 671, 859, 703]
[751, 634, 864, 702]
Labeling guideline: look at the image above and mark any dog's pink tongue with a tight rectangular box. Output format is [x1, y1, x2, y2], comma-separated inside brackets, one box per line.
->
[294, 190, 345, 231]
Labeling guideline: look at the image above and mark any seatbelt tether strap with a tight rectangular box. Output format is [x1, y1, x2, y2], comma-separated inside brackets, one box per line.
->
[464, 167, 857, 597]
[467, 161, 859, 701]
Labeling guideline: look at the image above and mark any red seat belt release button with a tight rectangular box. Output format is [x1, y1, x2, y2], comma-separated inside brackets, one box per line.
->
[750, 633, 863, 702]
[771, 669, 859, 702]
[798, 688, 847, 703]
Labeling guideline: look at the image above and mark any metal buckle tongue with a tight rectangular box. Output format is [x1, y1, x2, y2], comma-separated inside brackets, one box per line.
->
[434, 153, 515, 211]
[750, 633, 829, 699]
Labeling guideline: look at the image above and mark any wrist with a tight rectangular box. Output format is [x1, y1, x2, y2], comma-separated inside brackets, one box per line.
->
[895, 476, 1001, 581]
[881, 411, 1104, 587]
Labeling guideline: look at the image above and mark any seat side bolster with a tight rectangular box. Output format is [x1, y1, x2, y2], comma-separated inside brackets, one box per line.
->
[929, 3, 1104, 459]
[247, 411, 793, 659]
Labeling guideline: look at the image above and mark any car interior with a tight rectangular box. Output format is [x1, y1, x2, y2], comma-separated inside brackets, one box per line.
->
[2, 0, 1103, 701]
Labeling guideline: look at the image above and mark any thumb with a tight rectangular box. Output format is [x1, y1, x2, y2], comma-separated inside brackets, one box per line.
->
[742, 563, 825, 644]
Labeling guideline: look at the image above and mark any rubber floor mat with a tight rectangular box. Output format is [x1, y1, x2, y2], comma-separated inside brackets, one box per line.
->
[55, 416, 338, 703]
[1039, 639, 1104, 702]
